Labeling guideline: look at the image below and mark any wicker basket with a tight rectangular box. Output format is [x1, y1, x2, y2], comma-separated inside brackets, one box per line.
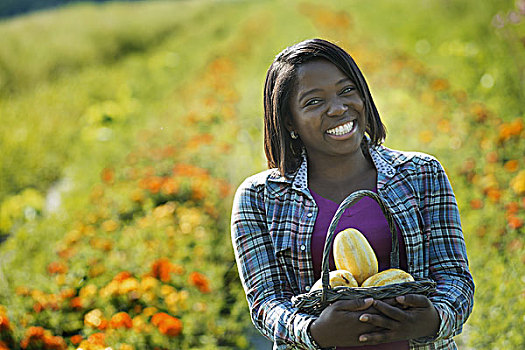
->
[292, 190, 436, 316]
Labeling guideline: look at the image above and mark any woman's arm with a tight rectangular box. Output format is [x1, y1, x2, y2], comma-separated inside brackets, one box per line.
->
[231, 179, 317, 349]
[356, 158, 475, 345]
[419, 158, 475, 341]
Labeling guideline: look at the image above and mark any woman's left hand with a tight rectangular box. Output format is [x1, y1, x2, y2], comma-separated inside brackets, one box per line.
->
[357, 294, 440, 344]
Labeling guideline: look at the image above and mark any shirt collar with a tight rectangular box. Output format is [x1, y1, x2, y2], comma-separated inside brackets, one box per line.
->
[267, 142, 402, 194]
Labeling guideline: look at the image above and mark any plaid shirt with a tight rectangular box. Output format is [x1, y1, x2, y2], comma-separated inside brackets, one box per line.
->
[231, 144, 474, 350]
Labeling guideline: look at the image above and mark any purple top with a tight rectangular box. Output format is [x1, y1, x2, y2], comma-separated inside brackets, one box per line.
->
[309, 187, 409, 350]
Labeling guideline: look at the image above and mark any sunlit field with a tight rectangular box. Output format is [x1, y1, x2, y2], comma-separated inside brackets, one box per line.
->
[1, 0, 524, 349]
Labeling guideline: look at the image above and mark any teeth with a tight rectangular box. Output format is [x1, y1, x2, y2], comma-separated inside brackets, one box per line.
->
[327, 121, 354, 136]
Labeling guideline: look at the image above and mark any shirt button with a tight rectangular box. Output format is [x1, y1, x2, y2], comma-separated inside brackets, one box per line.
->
[300, 244, 306, 251]
[307, 213, 313, 218]
[305, 285, 311, 291]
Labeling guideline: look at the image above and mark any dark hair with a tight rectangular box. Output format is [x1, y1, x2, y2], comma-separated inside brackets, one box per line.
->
[263, 38, 386, 176]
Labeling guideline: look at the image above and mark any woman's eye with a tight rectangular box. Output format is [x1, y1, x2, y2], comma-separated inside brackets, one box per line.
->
[305, 99, 321, 107]
[341, 86, 355, 94]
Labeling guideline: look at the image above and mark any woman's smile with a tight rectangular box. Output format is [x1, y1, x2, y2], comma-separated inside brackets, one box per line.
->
[325, 120, 357, 139]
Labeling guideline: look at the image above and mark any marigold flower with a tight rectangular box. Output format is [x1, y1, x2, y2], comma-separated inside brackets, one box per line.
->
[101, 220, 119, 233]
[504, 159, 519, 172]
[151, 313, 183, 337]
[113, 271, 133, 282]
[79, 284, 98, 299]
[511, 170, 525, 195]
[158, 317, 183, 337]
[140, 276, 159, 292]
[70, 335, 83, 345]
[508, 216, 524, 230]
[151, 258, 173, 282]
[47, 261, 68, 275]
[70, 297, 84, 310]
[85, 309, 104, 328]
[109, 312, 133, 329]
[60, 288, 77, 299]
[469, 199, 483, 210]
[160, 178, 179, 195]
[87, 332, 105, 346]
[33, 302, 44, 313]
[189, 271, 211, 293]
[0, 313, 11, 331]
[119, 278, 140, 295]
[20, 326, 46, 349]
[101, 167, 115, 184]
[43, 335, 66, 350]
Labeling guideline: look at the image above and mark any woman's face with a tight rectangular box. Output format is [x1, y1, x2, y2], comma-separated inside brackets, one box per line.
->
[287, 59, 366, 162]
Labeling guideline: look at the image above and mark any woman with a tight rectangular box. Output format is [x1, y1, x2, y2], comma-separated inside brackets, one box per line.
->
[231, 39, 474, 349]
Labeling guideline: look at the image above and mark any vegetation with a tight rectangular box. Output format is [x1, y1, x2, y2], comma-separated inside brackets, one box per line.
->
[1, 0, 523, 348]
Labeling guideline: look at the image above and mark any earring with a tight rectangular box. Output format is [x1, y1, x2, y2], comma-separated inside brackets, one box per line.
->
[290, 131, 298, 139]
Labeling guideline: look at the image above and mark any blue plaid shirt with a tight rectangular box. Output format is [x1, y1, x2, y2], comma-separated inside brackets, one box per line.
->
[231, 144, 474, 350]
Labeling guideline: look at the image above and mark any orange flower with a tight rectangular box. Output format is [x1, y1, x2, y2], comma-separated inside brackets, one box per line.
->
[109, 312, 133, 329]
[172, 164, 209, 178]
[469, 102, 489, 122]
[151, 258, 173, 283]
[0, 341, 10, 350]
[508, 216, 524, 230]
[60, 288, 76, 299]
[70, 335, 83, 345]
[469, 199, 484, 210]
[139, 176, 163, 194]
[158, 317, 183, 337]
[101, 167, 115, 184]
[504, 159, 519, 172]
[20, 326, 46, 349]
[33, 302, 44, 313]
[505, 201, 520, 215]
[47, 261, 68, 275]
[486, 188, 501, 203]
[43, 335, 66, 350]
[485, 151, 498, 163]
[189, 272, 211, 293]
[0, 313, 11, 331]
[151, 313, 182, 337]
[113, 271, 133, 282]
[70, 297, 84, 310]
[161, 177, 179, 195]
[87, 332, 105, 346]
[498, 118, 524, 143]
[98, 319, 108, 330]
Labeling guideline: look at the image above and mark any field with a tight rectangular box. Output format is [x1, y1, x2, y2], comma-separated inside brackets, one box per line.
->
[0, 0, 524, 349]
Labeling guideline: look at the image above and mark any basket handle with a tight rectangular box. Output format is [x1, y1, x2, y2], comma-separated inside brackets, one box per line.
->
[319, 190, 399, 301]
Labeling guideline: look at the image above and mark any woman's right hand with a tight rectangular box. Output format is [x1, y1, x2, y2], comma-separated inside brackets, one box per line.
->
[309, 298, 382, 347]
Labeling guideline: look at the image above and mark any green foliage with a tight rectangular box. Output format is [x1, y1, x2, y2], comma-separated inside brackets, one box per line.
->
[0, 0, 523, 348]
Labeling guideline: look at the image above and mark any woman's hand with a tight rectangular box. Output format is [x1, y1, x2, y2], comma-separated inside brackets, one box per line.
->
[357, 294, 440, 345]
[309, 298, 383, 347]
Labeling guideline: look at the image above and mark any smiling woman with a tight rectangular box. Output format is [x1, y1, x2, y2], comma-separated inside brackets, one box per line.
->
[231, 39, 474, 350]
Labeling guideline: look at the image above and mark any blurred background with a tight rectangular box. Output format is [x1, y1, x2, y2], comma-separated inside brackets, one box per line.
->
[0, 0, 523, 349]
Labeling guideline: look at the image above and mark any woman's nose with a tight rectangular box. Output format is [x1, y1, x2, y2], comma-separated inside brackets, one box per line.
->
[326, 99, 348, 117]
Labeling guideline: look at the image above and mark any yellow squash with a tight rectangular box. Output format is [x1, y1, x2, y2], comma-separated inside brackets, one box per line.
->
[333, 228, 378, 285]
[311, 270, 358, 290]
[361, 268, 414, 287]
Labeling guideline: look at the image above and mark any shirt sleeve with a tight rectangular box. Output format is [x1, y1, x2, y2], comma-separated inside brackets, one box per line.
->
[414, 159, 475, 344]
[230, 178, 318, 349]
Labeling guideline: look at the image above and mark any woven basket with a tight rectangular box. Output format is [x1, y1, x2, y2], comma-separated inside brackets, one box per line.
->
[292, 190, 436, 316]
